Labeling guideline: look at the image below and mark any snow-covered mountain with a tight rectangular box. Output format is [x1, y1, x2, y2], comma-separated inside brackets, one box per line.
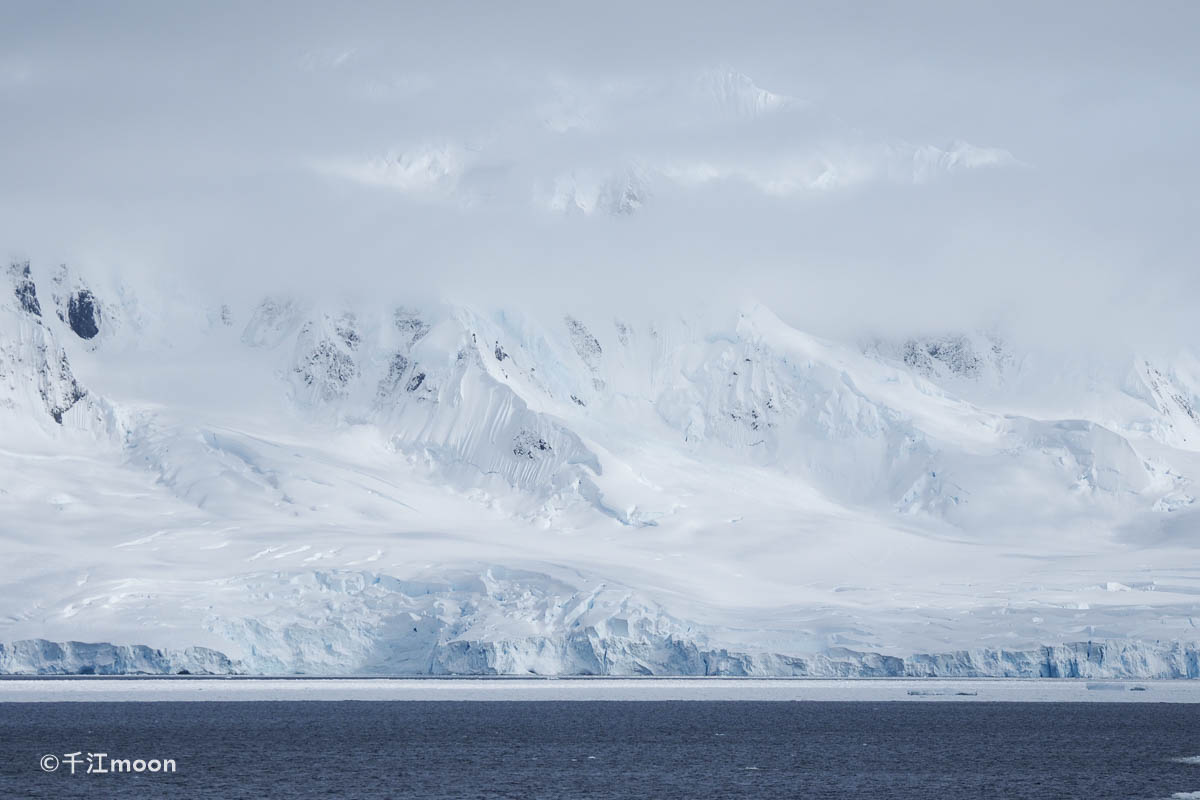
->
[3, 260, 1200, 676]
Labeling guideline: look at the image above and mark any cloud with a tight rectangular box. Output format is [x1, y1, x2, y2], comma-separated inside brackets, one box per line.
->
[908, 141, 1018, 183]
[660, 139, 1014, 196]
[299, 47, 357, 73]
[355, 73, 436, 103]
[1, 0, 1197, 355]
[315, 143, 473, 195]
[695, 67, 796, 118]
[541, 164, 650, 215]
[306, 65, 1017, 214]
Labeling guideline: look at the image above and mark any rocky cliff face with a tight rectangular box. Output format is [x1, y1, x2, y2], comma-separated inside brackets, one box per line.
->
[0, 262, 109, 428]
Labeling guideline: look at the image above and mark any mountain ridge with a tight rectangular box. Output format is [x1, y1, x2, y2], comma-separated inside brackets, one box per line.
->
[3, 260, 1200, 675]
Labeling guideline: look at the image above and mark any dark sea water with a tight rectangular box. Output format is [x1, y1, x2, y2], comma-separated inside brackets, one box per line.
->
[2, 701, 1199, 799]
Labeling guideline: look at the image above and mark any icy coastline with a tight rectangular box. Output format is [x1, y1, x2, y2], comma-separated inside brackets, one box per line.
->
[4, 636, 1199, 679]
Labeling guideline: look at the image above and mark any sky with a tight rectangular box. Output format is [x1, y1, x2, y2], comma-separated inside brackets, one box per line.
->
[2, 0, 1198, 351]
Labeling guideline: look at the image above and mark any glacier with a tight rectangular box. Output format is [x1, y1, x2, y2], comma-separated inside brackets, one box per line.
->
[2, 260, 1200, 676]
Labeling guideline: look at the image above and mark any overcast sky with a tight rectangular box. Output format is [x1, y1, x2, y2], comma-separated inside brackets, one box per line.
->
[2, 1, 1198, 350]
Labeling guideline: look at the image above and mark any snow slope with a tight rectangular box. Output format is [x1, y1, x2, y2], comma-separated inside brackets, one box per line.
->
[2, 261, 1200, 675]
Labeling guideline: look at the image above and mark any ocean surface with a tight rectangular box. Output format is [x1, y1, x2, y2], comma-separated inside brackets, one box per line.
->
[2, 699, 1200, 799]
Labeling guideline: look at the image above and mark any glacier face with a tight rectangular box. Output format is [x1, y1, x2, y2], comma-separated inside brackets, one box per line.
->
[2, 261, 1200, 675]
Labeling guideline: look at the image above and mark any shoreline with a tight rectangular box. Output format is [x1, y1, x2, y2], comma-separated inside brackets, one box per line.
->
[0, 677, 1196, 703]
